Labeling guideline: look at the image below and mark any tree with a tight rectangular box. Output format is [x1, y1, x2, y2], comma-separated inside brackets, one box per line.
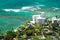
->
[0, 35, 4, 39]
[4, 30, 16, 40]
[45, 36, 53, 40]
[32, 36, 40, 40]
[25, 30, 33, 36]
[34, 29, 40, 35]
[21, 34, 27, 39]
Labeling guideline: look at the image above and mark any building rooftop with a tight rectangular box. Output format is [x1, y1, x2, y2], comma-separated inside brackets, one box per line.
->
[37, 17, 46, 19]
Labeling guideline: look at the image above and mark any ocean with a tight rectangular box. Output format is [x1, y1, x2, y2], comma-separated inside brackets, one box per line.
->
[0, 0, 60, 34]
[0, 11, 33, 34]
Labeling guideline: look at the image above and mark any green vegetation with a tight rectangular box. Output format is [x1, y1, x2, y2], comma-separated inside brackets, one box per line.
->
[32, 36, 40, 40]
[4, 31, 16, 40]
[0, 21, 60, 40]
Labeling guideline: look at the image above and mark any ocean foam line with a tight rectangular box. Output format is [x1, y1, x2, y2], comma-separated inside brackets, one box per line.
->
[21, 6, 33, 10]
[2, 6, 41, 12]
[52, 7, 60, 11]
[2, 9, 12, 12]
[2, 9, 21, 12]
[11, 9, 21, 12]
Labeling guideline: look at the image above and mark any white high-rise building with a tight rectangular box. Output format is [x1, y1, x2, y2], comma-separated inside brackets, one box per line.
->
[30, 15, 40, 24]
[30, 12, 46, 24]
[32, 15, 40, 21]
[40, 12, 46, 18]
[36, 17, 46, 24]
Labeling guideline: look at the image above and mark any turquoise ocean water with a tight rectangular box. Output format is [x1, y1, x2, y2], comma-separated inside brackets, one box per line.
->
[0, 0, 60, 34]
[0, 11, 33, 34]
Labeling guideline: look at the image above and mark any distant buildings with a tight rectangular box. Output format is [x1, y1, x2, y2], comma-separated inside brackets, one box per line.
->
[40, 12, 46, 17]
[52, 17, 58, 23]
[31, 12, 46, 24]
[36, 17, 46, 24]
[31, 12, 60, 25]
[32, 15, 40, 22]
[52, 17, 60, 25]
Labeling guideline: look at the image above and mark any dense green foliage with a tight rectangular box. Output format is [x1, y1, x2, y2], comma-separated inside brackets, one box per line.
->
[0, 21, 60, 40]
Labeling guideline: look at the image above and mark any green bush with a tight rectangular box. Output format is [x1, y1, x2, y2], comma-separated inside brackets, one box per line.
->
[0, 35, 4, 39]
[21, 34, 27, 39]
[20, 38, 26, 40]
[4, 30, 16, 40]
[26, 30, 33, 36]
[32, 36, 40, 40]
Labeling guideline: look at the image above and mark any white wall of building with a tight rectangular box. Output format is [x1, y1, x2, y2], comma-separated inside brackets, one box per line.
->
[31, 12, 46, 24]
[36, 18, 46, 24]
[32, 15, 40, 21]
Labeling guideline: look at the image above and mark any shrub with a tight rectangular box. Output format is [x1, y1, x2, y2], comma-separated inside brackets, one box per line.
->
[4, 30, 16, 40]
[26, 30, 33, 36]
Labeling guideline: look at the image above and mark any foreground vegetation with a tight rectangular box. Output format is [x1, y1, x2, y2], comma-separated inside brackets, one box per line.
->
[0, 21, 60, 40]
